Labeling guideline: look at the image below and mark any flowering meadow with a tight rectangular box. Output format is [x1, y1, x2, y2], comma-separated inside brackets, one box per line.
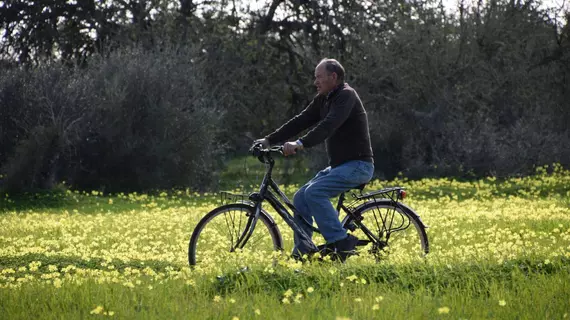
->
[1, 164, 569, 319]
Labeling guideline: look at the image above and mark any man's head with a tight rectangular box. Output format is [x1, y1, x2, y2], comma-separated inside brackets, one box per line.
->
[314, 58, 345, 95]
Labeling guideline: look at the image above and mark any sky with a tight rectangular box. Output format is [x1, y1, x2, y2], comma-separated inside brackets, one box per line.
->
[247, 0, 568, 20]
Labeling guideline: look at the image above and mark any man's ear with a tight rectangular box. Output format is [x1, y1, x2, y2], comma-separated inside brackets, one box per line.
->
[331, 72, 337, 82]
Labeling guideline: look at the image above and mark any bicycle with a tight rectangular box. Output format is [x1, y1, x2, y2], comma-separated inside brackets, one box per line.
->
[188, 144, 429, 266]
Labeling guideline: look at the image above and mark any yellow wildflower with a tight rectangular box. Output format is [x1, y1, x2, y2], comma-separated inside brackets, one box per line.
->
[90, 306, 104, 315]
[283, 289, 293, 297]
[438, 306, 450, 314]
[346, 274, 358, 282]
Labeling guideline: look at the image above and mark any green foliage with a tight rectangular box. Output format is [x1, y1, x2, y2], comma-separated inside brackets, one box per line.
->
[0, 171, 569, 319]
[218, 155, 313, 191]
[0, 47, 224, 193]
[1, 0, 569, 192]
[349, 2, 570, 179]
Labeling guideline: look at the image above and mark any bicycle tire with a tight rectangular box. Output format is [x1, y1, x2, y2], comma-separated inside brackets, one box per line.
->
[342, 200, 429, 259]
[188, 203, 283, 266]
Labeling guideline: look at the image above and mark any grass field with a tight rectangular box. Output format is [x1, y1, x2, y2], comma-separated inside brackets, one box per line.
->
[1, 164, 569, 319]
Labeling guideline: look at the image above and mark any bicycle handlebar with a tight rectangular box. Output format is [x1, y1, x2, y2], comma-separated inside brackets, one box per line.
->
[250, 143, 293, 164]
[250, 143, 283, 156]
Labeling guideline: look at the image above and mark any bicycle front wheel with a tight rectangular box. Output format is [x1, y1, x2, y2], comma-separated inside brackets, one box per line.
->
[188, 204, 282, 267]
[343, 200, 429, 261]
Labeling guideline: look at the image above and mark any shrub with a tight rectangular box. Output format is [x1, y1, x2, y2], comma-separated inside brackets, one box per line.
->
[0, 48, 224, 192]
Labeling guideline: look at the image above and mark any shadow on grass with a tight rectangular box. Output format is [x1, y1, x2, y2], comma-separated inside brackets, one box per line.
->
[211, 257, 570, 296]
[0, 253, 176, 273]
[0, 190, 71, 213]
[2, 252, 569, 299]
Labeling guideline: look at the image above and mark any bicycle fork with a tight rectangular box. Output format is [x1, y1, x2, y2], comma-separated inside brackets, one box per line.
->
[232, 202, 263, 251]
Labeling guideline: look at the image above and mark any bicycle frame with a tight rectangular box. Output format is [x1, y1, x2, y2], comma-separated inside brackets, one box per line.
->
[234, 148, 377, 252]
[233, 154, 319, 251]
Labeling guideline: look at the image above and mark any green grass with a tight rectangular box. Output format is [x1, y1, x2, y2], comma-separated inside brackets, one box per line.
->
[218, 154, 313, 191]
[1, 264, 569, 319]
[0, 164, 569, 319]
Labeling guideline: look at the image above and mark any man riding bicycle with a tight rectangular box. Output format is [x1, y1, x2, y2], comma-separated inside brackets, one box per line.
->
[255, 58, 374, 261]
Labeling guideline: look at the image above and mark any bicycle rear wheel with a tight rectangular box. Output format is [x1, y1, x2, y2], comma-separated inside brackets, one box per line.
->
[188, 203, 282, 267]
[343, 200, 429, 261]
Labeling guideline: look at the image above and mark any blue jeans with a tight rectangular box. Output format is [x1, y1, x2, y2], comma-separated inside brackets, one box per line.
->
[292, 160, 374, 256]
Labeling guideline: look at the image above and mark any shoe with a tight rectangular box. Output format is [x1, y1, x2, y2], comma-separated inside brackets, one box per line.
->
[291, 252, 303, 261]
[330, 234, 359, 262]
[317, 243, 333, 254]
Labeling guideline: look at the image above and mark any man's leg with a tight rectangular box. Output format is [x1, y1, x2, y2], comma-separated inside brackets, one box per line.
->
[291, 167, 331, 257]
[304, 160, 374, 244]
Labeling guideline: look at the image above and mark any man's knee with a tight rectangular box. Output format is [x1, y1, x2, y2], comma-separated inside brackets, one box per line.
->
[304, 184, 325, 203]
[293, 189, 311, 218]
[293, 189, 305, 208]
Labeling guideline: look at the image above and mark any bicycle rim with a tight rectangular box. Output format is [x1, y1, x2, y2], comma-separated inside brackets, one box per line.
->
[189, 204, 281, 267]
[349, 203, 428, 262]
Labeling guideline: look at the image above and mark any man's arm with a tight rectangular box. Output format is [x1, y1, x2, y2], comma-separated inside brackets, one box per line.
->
[298, 90, 356, 148]
[264, 96, 321, 145]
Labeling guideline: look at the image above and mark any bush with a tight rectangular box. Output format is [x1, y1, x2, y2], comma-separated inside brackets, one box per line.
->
[1, 0, 569, 191]
[344, 2, 570, 179]
[0, 48, 224, 192]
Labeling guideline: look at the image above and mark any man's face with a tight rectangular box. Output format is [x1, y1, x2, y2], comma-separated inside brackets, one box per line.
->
[314, 64, 337, 95]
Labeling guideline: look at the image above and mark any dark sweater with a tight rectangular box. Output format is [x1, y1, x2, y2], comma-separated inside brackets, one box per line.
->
[265, 83, 374, 167]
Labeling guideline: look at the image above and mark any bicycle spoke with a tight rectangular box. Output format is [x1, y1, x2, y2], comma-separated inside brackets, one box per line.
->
[189, 205, 280, 266]
[237, 208, 243, 243]
[228, 209, 238, 245]
[348, 203, 428, 260]
[247, 231, 271, 248]
[372, 207, 387, 238]
[220, 212, 233, 249]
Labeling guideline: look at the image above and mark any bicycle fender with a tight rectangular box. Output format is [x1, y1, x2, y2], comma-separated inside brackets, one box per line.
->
[352, 199, 429, 229]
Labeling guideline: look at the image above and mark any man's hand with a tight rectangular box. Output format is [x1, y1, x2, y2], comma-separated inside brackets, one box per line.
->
[283, 140, 303, 156]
